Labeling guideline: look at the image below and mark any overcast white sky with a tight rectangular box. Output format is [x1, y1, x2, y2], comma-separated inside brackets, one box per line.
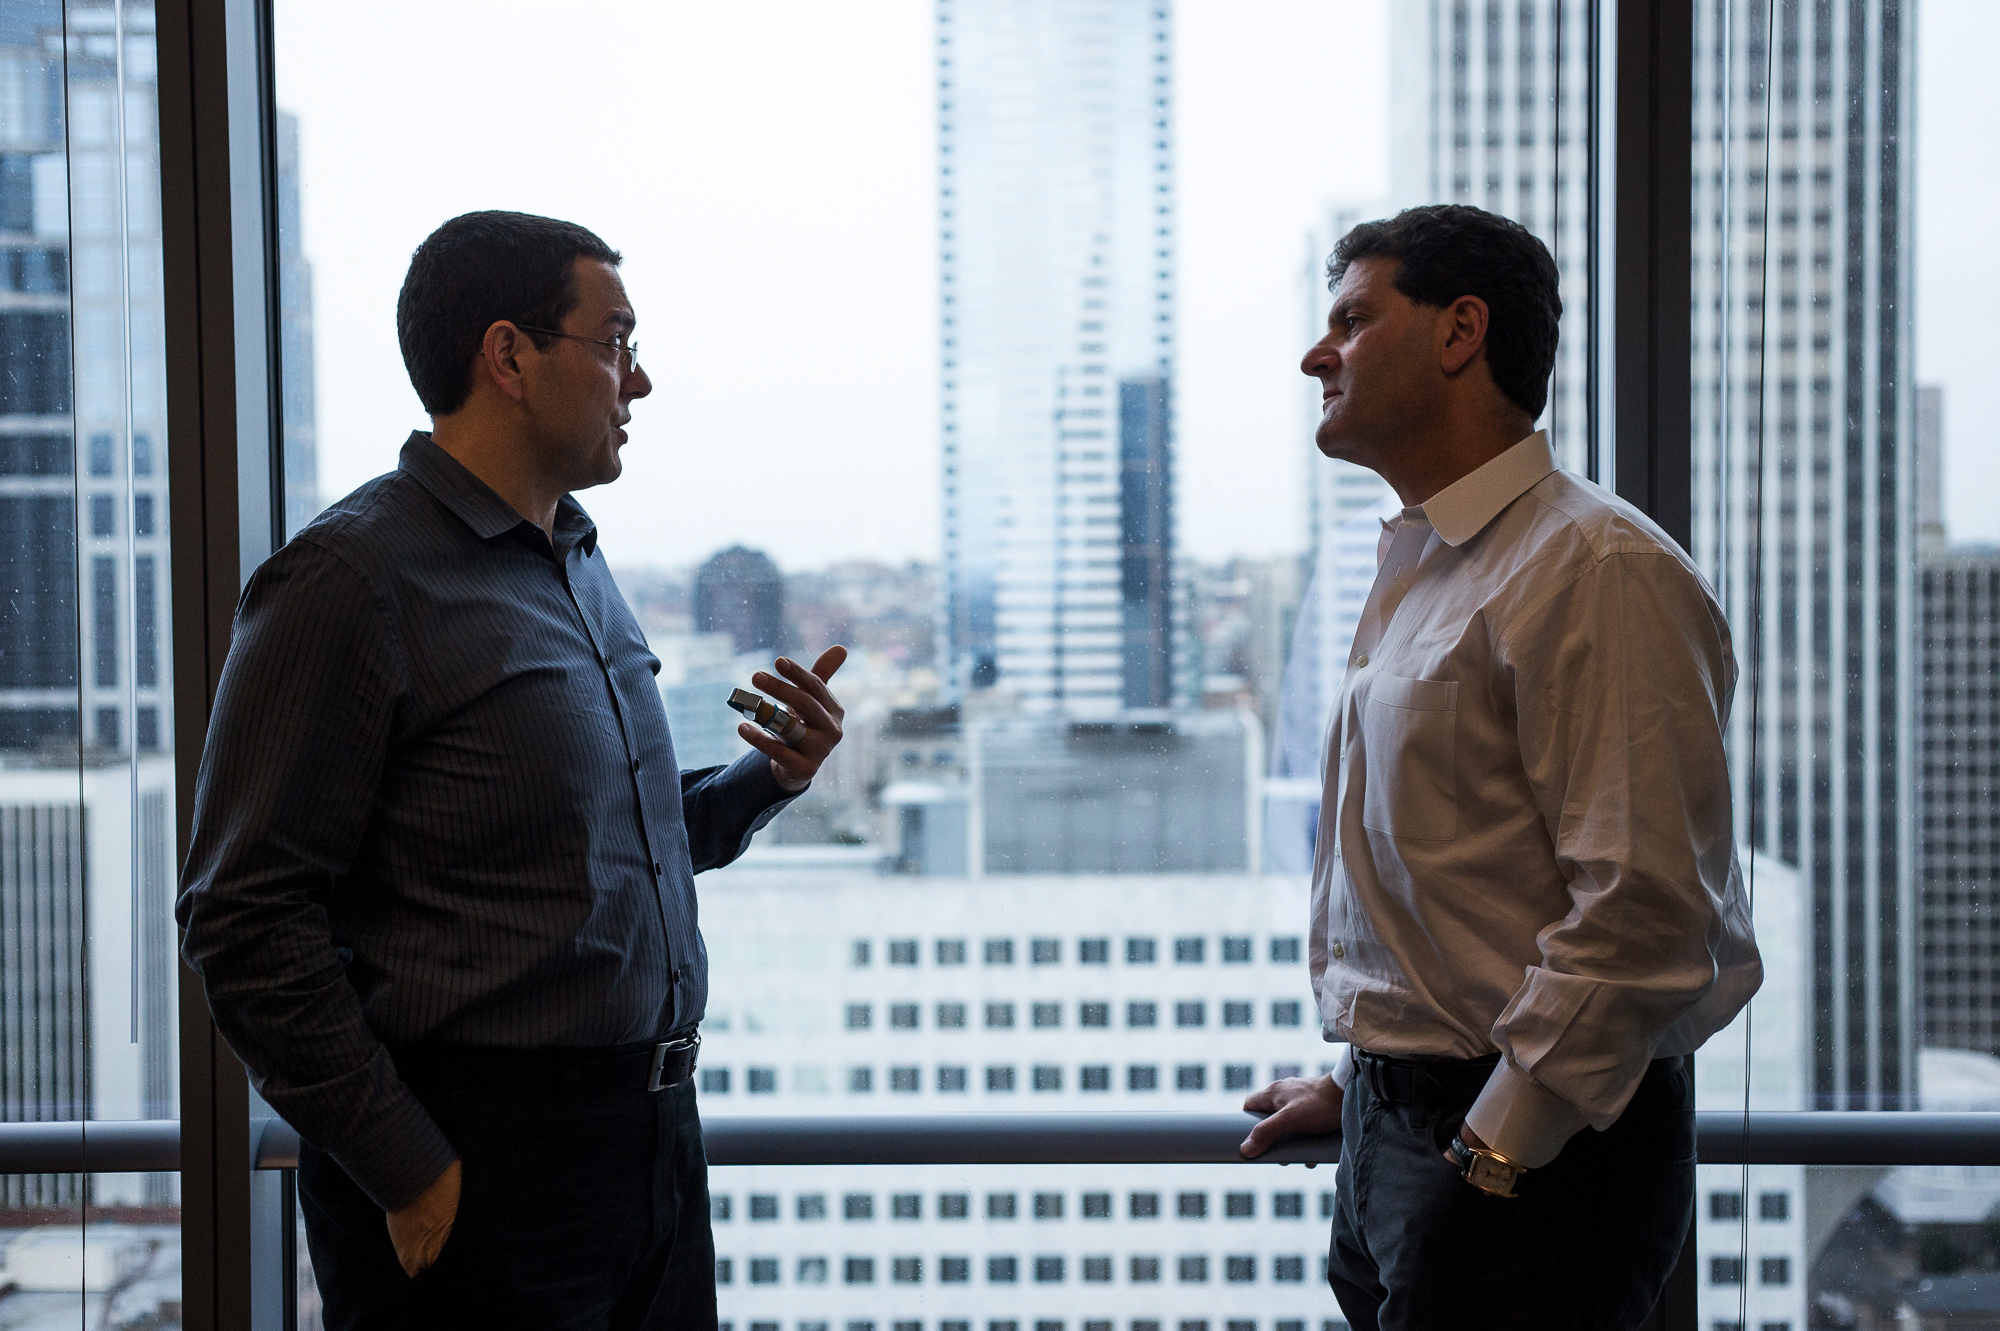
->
[274, 1, 1995, 567]
[1913, 1, 2000, 547]
[273, 0, 1384, 570]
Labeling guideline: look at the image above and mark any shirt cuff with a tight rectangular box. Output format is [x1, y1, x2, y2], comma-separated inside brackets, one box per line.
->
[333, 1095, 459, 1213]
[1329, 1044, 1354, 1090]
[1461, 1057, 1590, 1169]
[295, 1047, 459, 1212]
[735, 749, 806, 801]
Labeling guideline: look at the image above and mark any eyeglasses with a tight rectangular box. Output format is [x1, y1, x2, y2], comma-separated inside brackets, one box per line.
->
[515, 325, 642, 378]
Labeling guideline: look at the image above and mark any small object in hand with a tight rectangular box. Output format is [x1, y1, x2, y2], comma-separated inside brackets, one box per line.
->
[728, 687, 806, 747]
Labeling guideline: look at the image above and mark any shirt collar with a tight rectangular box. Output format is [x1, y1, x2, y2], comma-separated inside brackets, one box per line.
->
[1417, 430, 1557, 547]
[398, 431, 599, 556]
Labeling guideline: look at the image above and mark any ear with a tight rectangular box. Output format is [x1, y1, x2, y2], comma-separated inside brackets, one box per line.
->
[477, 321, 534, 404]
[1437, 295, 1490, 376]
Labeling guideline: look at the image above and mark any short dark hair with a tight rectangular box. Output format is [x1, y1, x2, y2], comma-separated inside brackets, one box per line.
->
[1327, 204, 1561, 420]
[396, 210, 623, 416]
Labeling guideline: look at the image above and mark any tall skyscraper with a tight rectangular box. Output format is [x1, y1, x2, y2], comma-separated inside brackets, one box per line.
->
[937, 0, 1184, 716]
[277, 108, 319, 538]
[0, 1, 170, 755]
[695, 545, 786, 656]
[1912, 386, 2000, 1056]
[1690, 0, 1916, 1111]
[1917, 544, 2000, 1055]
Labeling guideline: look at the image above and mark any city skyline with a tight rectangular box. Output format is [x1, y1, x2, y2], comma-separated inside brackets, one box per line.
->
[7, 2, 2000, 1327]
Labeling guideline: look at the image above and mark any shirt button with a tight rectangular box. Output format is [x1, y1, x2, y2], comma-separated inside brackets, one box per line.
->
[1354, 654, 1368, 668]
[630, 758, 641, 774]
[671, 965, 683, 984]
[1331, 941, 1346, 959]
[653, 861, 664, 876]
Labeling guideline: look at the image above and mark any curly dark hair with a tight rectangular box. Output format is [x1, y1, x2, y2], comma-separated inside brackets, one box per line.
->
[397, 210, 623, 416]
[1328, 204, 1561, 420]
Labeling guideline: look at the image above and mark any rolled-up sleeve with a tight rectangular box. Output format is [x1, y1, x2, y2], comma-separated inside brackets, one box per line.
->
[176, 538, 456, 1213]
[1464, 550, 1760, 1167]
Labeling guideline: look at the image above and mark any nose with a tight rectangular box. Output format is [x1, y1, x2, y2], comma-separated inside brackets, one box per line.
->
[625, 363, 654, 400]
[1301, 335, 1339, 381]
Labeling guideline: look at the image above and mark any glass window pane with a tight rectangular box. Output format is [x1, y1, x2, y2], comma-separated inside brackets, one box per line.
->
[270, 0, 1589, 1323]
[1686, 0, 2000, 1325]
[1, 0, 177, 1320]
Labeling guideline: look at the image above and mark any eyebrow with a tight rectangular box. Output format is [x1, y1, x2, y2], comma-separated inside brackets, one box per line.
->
[1329, 295, 1365, 325]
[601, 310, 636, 333]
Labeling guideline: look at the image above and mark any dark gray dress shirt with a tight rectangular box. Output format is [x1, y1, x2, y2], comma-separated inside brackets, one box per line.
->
[177, 432, 795, 1211]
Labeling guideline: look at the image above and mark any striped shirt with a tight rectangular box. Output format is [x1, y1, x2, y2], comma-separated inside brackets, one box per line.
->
[177, 432, 795, 1211]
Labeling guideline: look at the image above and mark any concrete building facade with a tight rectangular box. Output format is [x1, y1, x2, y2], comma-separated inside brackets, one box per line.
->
[696, 867, 1344, 1329]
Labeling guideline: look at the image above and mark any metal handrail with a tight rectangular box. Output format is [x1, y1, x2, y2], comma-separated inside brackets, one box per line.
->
[9, 1111, 2000, 1176]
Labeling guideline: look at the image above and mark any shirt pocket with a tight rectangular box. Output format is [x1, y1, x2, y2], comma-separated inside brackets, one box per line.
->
[1359, 673, 1459, 841]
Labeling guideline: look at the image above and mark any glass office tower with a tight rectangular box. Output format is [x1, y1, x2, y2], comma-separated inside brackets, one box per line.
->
[1689, 0, 1917, 1115]
[937, 0, 1186, 715]
[0, 1, 178, 1217]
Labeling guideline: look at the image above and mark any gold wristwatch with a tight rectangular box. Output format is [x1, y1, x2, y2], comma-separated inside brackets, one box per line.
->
[1448, 1133, 1525, 1198]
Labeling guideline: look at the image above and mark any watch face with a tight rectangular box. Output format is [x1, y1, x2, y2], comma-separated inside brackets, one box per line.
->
[1467, 1154, 1520, 1198]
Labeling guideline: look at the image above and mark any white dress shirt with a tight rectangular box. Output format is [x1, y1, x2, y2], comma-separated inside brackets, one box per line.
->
[1313, 431, 1761, 1168]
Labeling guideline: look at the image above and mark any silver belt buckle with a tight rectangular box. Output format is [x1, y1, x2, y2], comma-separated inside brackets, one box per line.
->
[647, 1032, 699, 1092]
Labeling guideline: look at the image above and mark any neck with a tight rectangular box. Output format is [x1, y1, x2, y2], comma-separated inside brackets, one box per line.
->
[1377, 412, 1533, 508]
[430, 412, 562, 535]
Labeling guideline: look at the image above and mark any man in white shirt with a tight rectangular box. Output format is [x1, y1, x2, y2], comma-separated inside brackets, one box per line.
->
[1239, 203, 1761, 1330]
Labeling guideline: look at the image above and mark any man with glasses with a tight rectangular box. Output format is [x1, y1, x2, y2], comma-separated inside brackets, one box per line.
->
[178, 210, 842, 1328]
[1238, 204, 1761, 1330]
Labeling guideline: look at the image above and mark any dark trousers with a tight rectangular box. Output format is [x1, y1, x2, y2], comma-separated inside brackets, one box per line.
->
[1329, 1051, 1694, 1331]
[299, 1071, 715, 1331]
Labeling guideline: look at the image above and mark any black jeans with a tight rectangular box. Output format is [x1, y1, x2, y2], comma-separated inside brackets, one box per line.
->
[1329, 1051, 1694, 1331]
[299, 1071, 714, 1331]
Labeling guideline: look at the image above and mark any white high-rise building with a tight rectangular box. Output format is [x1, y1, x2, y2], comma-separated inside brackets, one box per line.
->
[698, 866, 1351, 1328]
[937, 0, 1184, 716]
[0, 754, 178, 1209]
[1693, 853, 1810, 1331]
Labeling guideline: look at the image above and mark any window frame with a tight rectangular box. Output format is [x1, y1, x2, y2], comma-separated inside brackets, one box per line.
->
[149, 0, 1708, 1327]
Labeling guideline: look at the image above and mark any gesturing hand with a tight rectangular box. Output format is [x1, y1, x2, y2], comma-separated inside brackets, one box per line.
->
[1239, 1074, 1343, 1159]
[739, 645, 849, 792]
[386, 1157, 461, 1279]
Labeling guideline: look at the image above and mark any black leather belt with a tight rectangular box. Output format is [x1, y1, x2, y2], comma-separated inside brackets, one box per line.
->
[1353, 1048, 1500, 1107]
[392, 1032, 700, 1094]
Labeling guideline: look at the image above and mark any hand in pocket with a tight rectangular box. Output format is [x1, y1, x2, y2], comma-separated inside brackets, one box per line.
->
[387, 1158, 461, 1278]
